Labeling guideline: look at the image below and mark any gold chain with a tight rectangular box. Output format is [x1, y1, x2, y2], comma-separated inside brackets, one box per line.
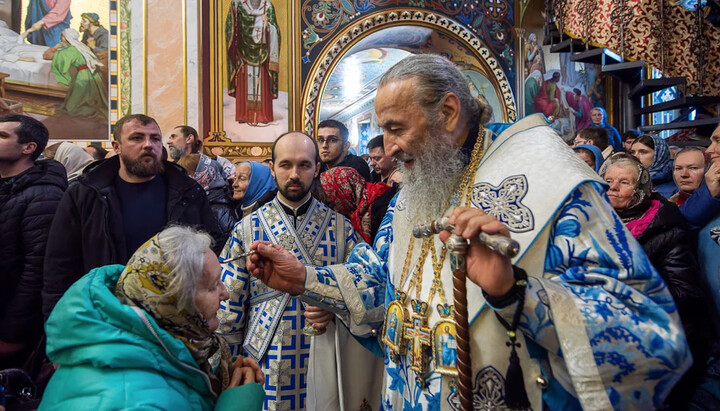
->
[398, 126, 486, 305]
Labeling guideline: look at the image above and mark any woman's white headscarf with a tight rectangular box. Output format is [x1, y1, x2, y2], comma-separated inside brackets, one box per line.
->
[55, 142, 94, 181]
[61, 28, 102, 72]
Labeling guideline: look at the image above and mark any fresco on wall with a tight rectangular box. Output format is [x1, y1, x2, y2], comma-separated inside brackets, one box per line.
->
[521, 0, 605, 142]
[0, 0, 109, 140]
[221, 0, 289, 143]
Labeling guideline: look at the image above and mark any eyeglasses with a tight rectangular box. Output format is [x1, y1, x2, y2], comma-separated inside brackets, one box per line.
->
[317, 137, 342, 145]
[574, 138, 588, 146]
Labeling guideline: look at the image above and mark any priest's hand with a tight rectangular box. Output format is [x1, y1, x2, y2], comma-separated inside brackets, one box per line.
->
[304, 305, 334, 330]
[439, 207, 514, 297]
[246, 241, 306, 295]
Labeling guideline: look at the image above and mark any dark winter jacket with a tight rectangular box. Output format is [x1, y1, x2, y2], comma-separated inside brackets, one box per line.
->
[206, 185, 236, 245]
[632, 195, 716, 407]
[0, 160, 67, 345]
[336, 153, 372, 181]
[42, 156, 224, 319]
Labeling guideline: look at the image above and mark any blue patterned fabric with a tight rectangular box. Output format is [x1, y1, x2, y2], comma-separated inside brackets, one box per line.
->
[216, 197, 359, 410]
[303, 181, 690, 410]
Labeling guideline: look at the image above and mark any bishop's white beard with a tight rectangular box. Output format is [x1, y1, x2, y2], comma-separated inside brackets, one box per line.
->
[400, 133, 467, 224]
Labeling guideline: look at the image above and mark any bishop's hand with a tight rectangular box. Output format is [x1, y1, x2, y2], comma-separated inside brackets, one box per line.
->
[438, 207, 515, 297]
[246, 241, 306, 295]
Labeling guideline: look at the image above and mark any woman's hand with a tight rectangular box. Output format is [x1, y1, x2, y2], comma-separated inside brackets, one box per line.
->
[229, 357, 264, 387]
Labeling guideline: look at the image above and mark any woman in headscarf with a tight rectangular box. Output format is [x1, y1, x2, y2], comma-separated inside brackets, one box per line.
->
[572, 143, 604, 173]
[49, 28, 108, 121]
[589, 107, 622, 152]
[178, 153, 235, 240]
[232, 161, 275, 218]
[316, 167, 391, 244]
[52, 141, 94, 182]
[600, 153, 715, 408]
[39, 226, 265, 410]
[629, 134, 677, 198]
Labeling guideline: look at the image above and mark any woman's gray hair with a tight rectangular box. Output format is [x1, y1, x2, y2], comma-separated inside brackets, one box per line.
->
[156, 225, 214, 310]
[378, 54, 493, 126]
[599, 152, 653, 210]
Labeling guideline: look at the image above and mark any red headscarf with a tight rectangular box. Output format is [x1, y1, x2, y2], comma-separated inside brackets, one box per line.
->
[319, 167, 391, 243]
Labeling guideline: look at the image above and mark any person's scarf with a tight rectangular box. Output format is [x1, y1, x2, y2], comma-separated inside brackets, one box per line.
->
[319, 167, 390, 243]
[194, 154, 228, 193]
[114, 235, 231, 396]
[242, 161, 276, 208]
[647, 134, 673, 185]
[600, 154, 653, 223]
[55, 142, 93, 181]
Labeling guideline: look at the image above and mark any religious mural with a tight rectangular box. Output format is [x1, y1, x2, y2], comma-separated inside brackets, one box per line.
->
[0, 0, 110, 140]
[221, 0, 289, 143]
[520, 0, 604, 142]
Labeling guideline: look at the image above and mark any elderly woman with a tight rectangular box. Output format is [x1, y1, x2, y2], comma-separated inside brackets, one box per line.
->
[232, 161, 276, 217]
[630, 134, 677, 198]
[39, 226, 265, 410]
[600, 153, 714, 408]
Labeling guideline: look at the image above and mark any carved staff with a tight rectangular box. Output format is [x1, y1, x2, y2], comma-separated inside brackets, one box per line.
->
[413, 217, 520, 411]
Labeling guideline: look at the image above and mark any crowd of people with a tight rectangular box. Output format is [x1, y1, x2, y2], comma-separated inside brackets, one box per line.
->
[1, 53, 720, 410]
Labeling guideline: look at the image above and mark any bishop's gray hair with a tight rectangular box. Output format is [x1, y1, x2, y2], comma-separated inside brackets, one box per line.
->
[157, 225, 214, 310]
[378, 54, 493, 126]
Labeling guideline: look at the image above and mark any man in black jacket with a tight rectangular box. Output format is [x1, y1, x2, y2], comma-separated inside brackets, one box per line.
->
[42, 114, 224, 319]
[0, 114, 67, 368]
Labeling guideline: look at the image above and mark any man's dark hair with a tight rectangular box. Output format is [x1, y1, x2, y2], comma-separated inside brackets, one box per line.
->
[0, 114, 49, 160]
[578, 127, 609, 151]
[622, 129, 641, 142]
[272, 131, 320, 163]
[113, 114, 159, 142]
[367, 134, 385, 152]
[176, 125, 202, 152]
[87, 143, 108, 160]
[317, 119, 349, 141]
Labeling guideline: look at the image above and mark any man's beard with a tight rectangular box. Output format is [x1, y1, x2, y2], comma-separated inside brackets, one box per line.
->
[168, 146, 185, 161]
[121, 152, 164, 178]
[278, 178, 310, 203]
[399, 129, 467, 223]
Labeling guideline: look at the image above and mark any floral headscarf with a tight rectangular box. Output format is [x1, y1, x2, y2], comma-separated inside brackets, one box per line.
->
[599, 153, 653, 220]
[194, 154, 228, 193]
[114, 235, 231, 396]
[319, 167, 390, 243]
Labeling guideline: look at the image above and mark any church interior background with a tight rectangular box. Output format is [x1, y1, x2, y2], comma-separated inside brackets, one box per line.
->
[0, 0, 718, 161]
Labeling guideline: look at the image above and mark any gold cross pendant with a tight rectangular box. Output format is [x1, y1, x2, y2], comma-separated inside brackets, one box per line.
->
[404, 300, 431, 381]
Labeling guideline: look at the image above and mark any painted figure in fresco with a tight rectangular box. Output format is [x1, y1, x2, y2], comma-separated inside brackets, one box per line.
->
[566, 88, 593, 130]
[79, 12, 108, 55]
[226, 0, 280, 125]
[534, 70, 564, 119]
[50, 28, 108, 121]
[22, 0, 72, 46]
[526, 33, 545, 76]
[524, 69, 542, 115]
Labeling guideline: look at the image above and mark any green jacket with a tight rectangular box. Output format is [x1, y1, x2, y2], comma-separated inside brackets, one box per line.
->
[39, 265, 264, 410]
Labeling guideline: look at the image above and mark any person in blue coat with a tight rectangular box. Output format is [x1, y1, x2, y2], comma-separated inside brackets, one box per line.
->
[590, 107, 623, 152]
[630, 134, 678, 198]
[39, 226, 265, 410]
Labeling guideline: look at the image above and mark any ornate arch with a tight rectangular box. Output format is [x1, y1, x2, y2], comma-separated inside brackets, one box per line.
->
[300, 8, 517, 135]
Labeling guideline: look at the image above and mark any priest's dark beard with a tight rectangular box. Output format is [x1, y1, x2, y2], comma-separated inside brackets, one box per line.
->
[400, 132, 467, 224]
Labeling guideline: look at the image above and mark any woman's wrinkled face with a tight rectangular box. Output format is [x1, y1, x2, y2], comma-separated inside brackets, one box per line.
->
[193, 249, 229, 332]
[232, 163, 252, 200]
[604, 163, 638, 210]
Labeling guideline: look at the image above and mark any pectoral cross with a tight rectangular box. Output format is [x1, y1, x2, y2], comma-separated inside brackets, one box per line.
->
[404, 303, 431, 377]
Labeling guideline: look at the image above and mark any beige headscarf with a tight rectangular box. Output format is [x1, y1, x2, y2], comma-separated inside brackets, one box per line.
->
[114, 235, 232, 396]
[54, 142, 93, 181]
